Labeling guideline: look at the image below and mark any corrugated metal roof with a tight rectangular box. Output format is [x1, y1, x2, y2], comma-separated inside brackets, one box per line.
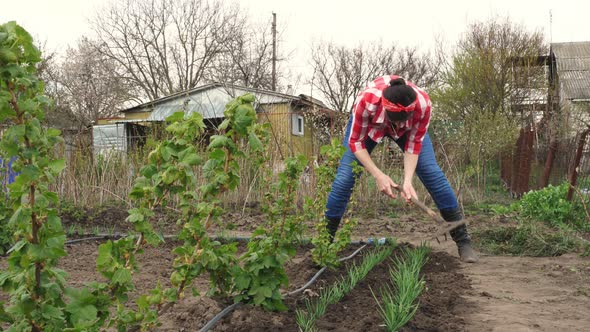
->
[121, 83, 319, 121]
[552, 42, 590, 100]
[559, 71, 590, 101]
[145, 86, 294, 121]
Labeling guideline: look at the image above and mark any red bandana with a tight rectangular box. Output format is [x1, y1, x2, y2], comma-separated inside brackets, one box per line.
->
[382, 97, 416, 113]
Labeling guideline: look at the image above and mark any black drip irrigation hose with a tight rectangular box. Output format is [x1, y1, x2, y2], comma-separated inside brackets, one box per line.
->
[64, 234, 250, 245]
[64, 236, 114, 245]
[285, 244, 367, 297]
[64, 233, 385, 246]
[198, 244, 370, 332]
[199, 302, 242, 332]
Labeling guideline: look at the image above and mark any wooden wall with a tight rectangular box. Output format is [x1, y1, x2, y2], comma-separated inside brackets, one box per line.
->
[257, 103, 315, 160]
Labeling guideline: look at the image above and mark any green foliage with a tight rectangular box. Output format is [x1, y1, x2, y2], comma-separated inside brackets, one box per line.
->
[0, 21, 74, 331]
[83, 110, 211, 330]
[0, 22, 382, 330]
[432, 56, 520, 166]
[309, 140, 360, 268]
[518, 183, 588, 231]
[1, 91, 268, 331]
[371, 245, 430, 331]
[473, 183, 588, 257]
[473, 219, 579, 256]
[58, 200, 87, 224]
[296, 243, 394, 331]
[130, 94, 268, 327]
[0, 202, 12, 255]
[431, 18, 545, 189]
[307, 138, 346, 267]
[233, 155, 307, 311]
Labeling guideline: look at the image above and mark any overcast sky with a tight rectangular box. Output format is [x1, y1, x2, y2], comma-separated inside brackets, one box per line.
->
[2, 0, 589, 94]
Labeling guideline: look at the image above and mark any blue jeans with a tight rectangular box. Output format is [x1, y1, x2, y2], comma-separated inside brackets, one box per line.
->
[325, 117, 459, 220]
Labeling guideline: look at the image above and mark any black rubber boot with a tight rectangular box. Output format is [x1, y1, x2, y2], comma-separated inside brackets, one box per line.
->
[326, 217, 341, 243]
[440, 208, 478, 263]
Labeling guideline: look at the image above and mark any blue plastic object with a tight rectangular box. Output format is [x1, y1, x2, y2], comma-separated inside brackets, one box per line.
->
[1, 157, 18, 192]
[366, 237, 387, 245]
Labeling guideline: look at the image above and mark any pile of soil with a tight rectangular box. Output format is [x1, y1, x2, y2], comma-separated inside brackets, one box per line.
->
[59, 201, 180, 235]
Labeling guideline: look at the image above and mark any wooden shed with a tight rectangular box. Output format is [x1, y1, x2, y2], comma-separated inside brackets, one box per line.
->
[93, 83, 336, 160]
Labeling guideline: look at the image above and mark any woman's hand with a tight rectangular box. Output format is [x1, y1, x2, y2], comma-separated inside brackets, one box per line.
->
[376, 173, 399, 199]
[401, 182, 418, 203]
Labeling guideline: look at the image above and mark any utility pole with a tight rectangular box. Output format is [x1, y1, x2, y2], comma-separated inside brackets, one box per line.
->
[272, 12, 277, 91]
[549, 9, 553, 44]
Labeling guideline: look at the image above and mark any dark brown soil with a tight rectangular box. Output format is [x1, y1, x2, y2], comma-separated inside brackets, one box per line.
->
[1, 238, 469, 331]
[3, 202, 473, 331]
[59, 200, 181, 235]
[403, 251, 470, 332]
[157, 244, 469, 332]
[4, 201, 590, 331]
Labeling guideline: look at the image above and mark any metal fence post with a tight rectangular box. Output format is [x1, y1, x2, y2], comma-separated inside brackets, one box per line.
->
[567, 129, 590, 201]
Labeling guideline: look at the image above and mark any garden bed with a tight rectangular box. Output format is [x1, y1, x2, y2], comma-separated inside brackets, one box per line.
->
[5, 239, 470, 331]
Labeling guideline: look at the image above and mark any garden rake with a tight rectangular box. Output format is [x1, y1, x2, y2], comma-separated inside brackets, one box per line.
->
[392, 186, 467, 243]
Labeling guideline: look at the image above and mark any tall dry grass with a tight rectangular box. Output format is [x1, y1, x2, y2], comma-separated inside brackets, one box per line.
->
[51, 126, 504, 218]
[54, 146, 144, 208]
[52, 135, 300, 213]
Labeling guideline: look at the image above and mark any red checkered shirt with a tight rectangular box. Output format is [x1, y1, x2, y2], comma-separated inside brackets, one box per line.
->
[348, 75, 431, 155]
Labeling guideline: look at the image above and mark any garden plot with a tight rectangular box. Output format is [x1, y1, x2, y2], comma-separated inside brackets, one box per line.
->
[3, 22, 590, 332]
[41, 240, 469, 331]
[5, 212, 590, 331]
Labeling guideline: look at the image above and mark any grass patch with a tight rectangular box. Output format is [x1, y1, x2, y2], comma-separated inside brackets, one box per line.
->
[473, 220, 579, 256]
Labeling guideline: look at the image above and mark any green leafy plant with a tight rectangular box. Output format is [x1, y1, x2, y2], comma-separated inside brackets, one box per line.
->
[130, 94, 269, 329]
[518, 183, 578, 229]
[59, 201, 88, 224]
[80, 109, 213, 331]
[296, 242, 395, 331]
[309, 141, 361, 268]
[0, 202, 12, 255]
[371, 245, 430, 331]
[306, 138, 345, 267]
[0, 21, 366, 331]
[0, 21, 69, 331]
[471, 183, 588, 258]
[515, 183, 589, 232]
[233, 155, 308, 311]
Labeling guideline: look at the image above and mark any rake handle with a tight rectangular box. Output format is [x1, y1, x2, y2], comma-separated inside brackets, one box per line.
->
[392, 186, 467, 236]
[392, 186, 445, 224]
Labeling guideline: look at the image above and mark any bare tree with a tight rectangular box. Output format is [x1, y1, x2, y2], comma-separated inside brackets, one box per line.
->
[37, 45, 76, 129]
[42, 37, 134, 128]
[309, 41, 440, 113]
[393, 47, 440, 88]
[91, 0, 245, 100]
[207, 18, 278, 90]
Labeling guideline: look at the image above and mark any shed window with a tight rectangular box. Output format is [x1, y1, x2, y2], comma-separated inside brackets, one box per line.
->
[292, 114, 304, 136]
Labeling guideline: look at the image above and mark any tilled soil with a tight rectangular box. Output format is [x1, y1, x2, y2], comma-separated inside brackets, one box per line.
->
[166, 246, 469, 332]
[1, 239, 469, 331]
[4, 206, 589, 331]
